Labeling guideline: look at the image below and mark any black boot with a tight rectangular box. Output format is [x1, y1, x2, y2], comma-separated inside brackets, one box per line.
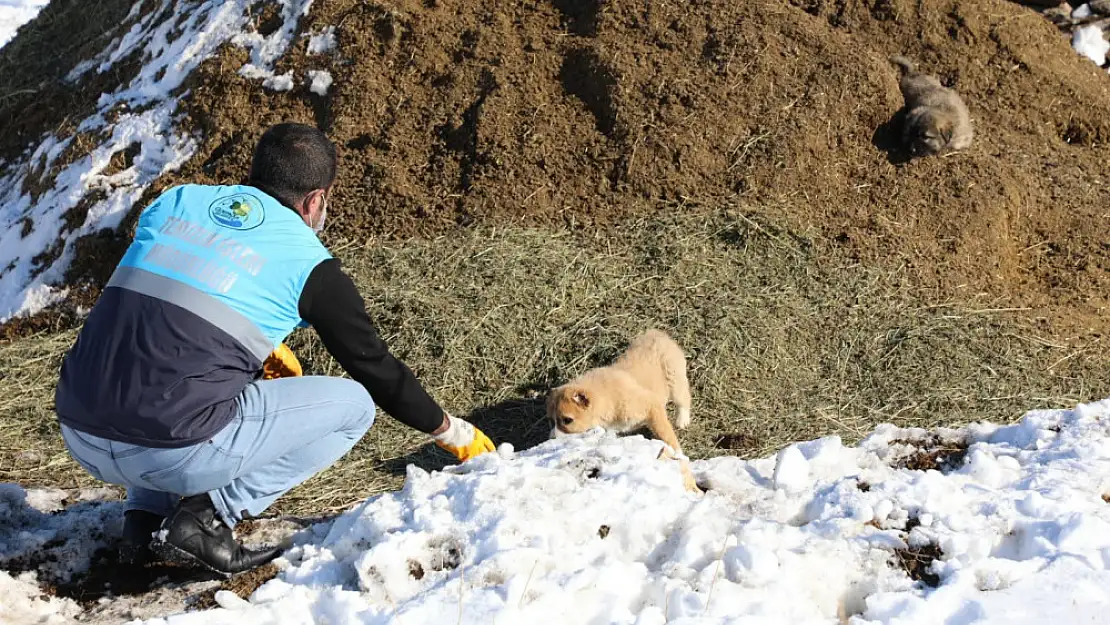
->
[152, 494, 284, 575]
[119, 509, 165, 565]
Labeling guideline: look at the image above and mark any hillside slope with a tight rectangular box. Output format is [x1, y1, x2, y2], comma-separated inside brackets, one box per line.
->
[1, 0, 1109, 330]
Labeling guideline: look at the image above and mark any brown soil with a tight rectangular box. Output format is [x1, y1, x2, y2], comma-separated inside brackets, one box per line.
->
[889, 435, 970, 472]
[5, 0, 1110, 337]
[893, 539, 944, 587]
[192, 563, 279, 610]
[713, 432, 757, 452]
[47, 557, 221, 608]
[891, 516, 944, 587]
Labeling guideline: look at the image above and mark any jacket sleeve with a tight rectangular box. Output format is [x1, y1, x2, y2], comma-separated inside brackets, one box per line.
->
[297, 258, 446, 434]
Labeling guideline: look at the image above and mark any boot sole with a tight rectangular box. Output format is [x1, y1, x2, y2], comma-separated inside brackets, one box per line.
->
[151, 537, 285, 578]
[151, 538, 237, 578]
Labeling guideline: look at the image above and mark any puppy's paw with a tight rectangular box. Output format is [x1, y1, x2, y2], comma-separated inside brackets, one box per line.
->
[682, 469, 704, 494]
[675, 407, 691, 430]
[665, 453, 702, 495]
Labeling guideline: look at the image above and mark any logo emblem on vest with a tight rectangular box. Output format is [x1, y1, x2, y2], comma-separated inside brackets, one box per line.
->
[208, 193, 265, 230]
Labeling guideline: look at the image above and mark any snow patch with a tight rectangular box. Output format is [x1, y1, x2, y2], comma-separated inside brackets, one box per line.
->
[0, 570, 82, 625]
[0, 484, 122, 585]
[264, 70, 296, 92]
[772, 443, 810, 491]
[61, 396, 1110, 624]
[0, 0, 49, 49]
[233, 0, 315, 89]
[307, 69, 333, 95]
[306, 25, 336, 55]
[1073, 24, 1110, 66]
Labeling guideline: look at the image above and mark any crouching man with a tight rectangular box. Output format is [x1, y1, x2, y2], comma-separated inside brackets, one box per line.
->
[53, 123, 494, 575]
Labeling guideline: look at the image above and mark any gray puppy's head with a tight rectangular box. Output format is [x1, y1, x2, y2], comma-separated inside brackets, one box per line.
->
[903, 106, 955, 157]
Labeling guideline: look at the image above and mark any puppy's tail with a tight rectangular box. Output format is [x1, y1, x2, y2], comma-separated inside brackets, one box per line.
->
[889, 54, 916, 75]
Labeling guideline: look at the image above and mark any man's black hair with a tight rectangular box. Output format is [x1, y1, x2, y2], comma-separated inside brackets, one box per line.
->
[247, 123, 337, 209]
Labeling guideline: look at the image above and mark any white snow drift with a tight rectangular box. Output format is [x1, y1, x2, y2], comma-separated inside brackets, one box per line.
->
[6, 398, 1110, 624]
[0, 0, 48, 49]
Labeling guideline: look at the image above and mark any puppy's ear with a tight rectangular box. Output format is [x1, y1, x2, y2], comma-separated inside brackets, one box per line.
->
[573, 390, 590, 407]
[936, 119, 953, 144]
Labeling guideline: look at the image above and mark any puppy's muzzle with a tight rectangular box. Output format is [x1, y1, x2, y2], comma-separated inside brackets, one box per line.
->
[551, 414, 576, 436]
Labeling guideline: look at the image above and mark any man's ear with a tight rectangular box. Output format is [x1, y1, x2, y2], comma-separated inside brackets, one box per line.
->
[293, 193, 310, 220]
[298, 188, 327, 222]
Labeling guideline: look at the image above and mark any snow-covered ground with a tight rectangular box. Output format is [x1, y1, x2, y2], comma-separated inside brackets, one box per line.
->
[6, 398, 1110, 624]
[0, 0, 48, 49]
[0, 484, 123, 624]
[0, 0, 338, 323]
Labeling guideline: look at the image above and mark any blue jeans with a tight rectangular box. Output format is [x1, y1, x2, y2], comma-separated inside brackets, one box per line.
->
[59, 376, 375, 528]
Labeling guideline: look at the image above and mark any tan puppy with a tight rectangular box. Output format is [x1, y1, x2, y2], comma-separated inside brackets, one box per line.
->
[890, 54, 973, 157]
[546, 329, 700, 492]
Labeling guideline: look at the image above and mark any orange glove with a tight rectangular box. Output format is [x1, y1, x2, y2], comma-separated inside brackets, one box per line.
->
[433, 414, 496, 462]
[262, 343, 303, 380]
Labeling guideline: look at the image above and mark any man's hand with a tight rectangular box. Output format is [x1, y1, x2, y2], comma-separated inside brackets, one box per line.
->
[262, 343, 303, 379]
[433, 414, 495, 462]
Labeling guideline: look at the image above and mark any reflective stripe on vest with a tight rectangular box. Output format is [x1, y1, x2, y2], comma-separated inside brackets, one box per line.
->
[107, 266, 274, 361]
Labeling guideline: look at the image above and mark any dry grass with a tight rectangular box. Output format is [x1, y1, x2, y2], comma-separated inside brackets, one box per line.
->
[0, 331, 93, 489]
[1, 208, 1107, 514]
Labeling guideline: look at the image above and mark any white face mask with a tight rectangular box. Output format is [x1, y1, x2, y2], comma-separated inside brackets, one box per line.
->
[311, 198, 327, 234]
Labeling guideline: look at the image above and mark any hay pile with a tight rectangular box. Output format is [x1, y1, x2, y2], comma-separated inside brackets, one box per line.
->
[3, 213, 1104, 513]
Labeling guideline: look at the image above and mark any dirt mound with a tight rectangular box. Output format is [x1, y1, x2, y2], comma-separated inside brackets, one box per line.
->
[4, 0, 1110, 333]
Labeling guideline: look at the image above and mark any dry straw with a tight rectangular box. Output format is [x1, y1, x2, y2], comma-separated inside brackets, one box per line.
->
[1, 210, 1104, 514]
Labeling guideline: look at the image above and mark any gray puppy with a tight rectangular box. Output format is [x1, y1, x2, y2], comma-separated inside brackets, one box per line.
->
[890, 55, 973, 157]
